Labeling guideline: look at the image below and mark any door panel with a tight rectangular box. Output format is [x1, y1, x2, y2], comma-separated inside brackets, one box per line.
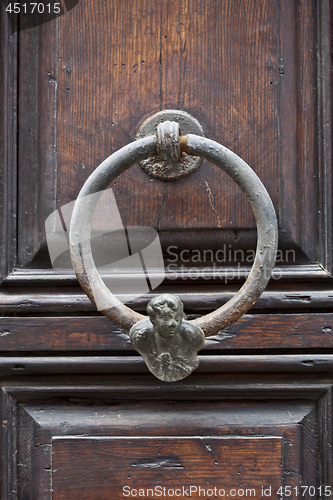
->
[1, 0, 332, 498]
[1, 372, 331, 499]
[1, 0, 332, 284]
[52, 438, 283, 500]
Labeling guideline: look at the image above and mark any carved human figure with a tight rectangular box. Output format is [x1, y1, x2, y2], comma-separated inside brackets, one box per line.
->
[129, 294, 205, 382]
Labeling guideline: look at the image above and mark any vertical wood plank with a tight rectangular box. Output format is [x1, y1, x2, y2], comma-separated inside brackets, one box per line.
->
[56, 0, 165, 230]
[0, 6, 18, 279]
[17, 18, 58, 269]
[278, 0, 298, 248]
[317, 0, 332, 274]
[295, 0, 317, 262]
[158, 0, 279, 232]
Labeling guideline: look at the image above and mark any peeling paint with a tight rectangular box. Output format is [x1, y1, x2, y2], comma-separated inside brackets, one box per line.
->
[204, 441, 212, 452]
[132, 456, 184, 469]
[285, 295, 311, 302]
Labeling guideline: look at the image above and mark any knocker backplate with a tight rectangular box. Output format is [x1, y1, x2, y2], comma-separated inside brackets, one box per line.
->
[135, 109, 205, 180]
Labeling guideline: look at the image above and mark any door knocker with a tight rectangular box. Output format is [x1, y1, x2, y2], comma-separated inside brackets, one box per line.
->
[69, 110, 278, 382]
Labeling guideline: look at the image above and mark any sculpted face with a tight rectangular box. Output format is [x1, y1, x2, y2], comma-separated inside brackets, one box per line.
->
[130, 293, 205, 381]
[147, 295, 183, 340]
[153, 306, 182, 339]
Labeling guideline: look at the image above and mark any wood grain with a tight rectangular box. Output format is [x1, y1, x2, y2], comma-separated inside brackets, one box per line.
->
[0, 355, 333, 377]
[7, 378, 328, 499]
[56, 0, 164, 217]
[52, 437, 282, 499]
[0, 313, 333, 352]
[17, 408, 52, 499]
[0, 6, 18, 281]
[11, 0, 330, 273]
[159, 0, 278, 232]
[0, 2, 332, 498]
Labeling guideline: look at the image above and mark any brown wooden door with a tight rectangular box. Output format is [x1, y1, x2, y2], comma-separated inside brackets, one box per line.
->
[1, 0, 332, 498]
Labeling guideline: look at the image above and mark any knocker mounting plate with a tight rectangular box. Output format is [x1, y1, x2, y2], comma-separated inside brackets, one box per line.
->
[135, 109, 205, 180]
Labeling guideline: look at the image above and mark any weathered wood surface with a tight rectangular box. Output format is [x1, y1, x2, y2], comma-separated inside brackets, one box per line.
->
[0, 313, 333, 352]
[2, 0, 329, 278]
[0, 1, 332, 498]
[52, 437, 283, 500]
[1, 281, 333, 316]
[0, 373, 327, 499]
[0, 355, 333, 377]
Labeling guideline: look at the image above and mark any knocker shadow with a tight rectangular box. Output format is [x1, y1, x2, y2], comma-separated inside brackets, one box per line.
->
[3, 0, 81, 33]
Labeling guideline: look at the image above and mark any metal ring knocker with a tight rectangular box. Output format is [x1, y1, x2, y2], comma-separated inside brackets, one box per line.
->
[69, 114, 278, 382]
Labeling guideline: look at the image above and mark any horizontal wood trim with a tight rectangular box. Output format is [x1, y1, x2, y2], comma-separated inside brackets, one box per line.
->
[1, 288, 333, 315]
[3, 264, 331, 285]
[3, 374, 332, 402]
[0, 355, 333, 377]
[0, 313, 333, 352]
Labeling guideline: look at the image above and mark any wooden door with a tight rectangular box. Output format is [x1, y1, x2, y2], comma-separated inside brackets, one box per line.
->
[0, 0, 332, 498]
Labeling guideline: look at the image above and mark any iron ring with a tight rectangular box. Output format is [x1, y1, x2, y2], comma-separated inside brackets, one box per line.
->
[69, 133, 278, 336]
